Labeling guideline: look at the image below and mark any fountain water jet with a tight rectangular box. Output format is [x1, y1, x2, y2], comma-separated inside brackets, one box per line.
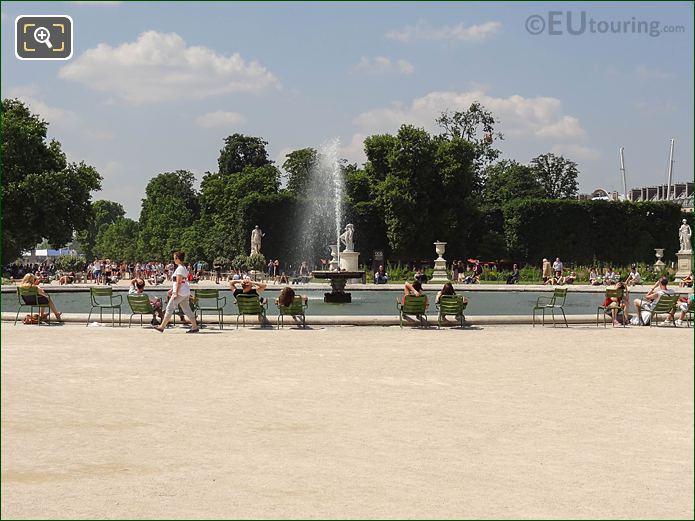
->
[298, 138, 364, 303]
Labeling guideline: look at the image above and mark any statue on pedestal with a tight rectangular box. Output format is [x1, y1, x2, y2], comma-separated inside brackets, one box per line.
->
[339, 224, 355, 252]
[250, 225, 264, 255]
[679, 219, 692, 252]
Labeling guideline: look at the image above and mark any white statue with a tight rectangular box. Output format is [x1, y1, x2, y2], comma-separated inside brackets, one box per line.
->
[250, 225, 265, 255]
[339, 224, 355, 252]
[679, 219, 692, 252]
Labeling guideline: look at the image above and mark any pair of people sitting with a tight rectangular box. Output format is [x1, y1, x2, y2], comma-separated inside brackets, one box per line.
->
[399, 281, 468, 308]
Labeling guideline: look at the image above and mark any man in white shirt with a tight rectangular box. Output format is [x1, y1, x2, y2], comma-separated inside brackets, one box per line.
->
[633, 277, 674, 324]
[625, 265, 642, 286]
[552, 257, 563, 274]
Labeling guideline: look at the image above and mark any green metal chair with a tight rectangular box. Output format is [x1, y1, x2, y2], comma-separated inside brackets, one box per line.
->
[87, 286, 122, 326]
[126, 294, 161, 327]
[532, 288, 568, 327]
[194, 288, 226, 329]
[397, 294, 429, 328]
[14, 286, 51, 326]
[436, 294, 466, 328]
[277, 296, 308, 329]
[234, 293, 268, 328]
[596, 288, 625, 327]
[647, 294, 679, 327]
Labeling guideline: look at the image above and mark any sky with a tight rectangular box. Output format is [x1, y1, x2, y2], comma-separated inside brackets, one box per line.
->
[1, 1, 693, 218]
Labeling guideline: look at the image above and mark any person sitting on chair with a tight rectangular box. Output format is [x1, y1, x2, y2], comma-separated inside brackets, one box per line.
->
[129, 277, 164, 325]
[435, 282, 468, 306]
[399, 280, 428, 307]
[230, 276, 267, 302]
[20, 273, 62, 322]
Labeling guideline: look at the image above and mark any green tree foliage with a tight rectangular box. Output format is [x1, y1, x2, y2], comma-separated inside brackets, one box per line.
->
[503, 200, 681, 264]
[530, 153, 579, 199]
[283, 148, 317, 194]
[53, 255, 85, 272]
[1, 99, 102, 262]
[436, 101, 504, 192]
[356, 126, 476, 260]
[74, 200, 125, 260]
[94, 217, 139, 260]
[483, 160, 545, 207]
[218, 133, 271, 175]
[138, 170, 199, 261]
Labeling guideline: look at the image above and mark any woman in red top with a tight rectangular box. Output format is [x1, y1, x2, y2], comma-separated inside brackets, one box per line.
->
[603, 281, 628, 326]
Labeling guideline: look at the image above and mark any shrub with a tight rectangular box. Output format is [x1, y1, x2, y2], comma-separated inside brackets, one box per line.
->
[53, 255, 85, 273]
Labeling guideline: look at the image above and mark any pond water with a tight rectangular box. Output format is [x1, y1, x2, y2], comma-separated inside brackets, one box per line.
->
[2, 287, 651, 316]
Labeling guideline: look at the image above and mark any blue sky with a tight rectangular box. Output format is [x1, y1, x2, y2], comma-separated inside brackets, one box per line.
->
[2, 1, 693, 217]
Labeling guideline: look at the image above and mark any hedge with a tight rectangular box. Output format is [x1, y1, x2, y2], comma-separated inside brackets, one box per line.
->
[502, 199, 684, 265]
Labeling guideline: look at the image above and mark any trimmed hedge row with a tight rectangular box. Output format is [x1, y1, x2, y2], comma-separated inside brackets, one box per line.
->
[502, 200, 685, 265]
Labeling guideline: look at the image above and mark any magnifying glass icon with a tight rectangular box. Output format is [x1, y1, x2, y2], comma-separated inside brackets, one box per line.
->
[33, 26, 53, 49]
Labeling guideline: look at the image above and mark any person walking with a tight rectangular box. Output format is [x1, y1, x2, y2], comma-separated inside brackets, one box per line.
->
[156, 251, 199, 333]
[542, 258, 552, 283]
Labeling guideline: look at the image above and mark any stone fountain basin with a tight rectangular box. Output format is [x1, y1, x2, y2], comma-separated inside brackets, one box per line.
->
[311, 270, 365, 279]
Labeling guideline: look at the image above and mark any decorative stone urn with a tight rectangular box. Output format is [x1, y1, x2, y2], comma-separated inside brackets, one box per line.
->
[430, 241, 449, 283]
[653, 248, 666, 272]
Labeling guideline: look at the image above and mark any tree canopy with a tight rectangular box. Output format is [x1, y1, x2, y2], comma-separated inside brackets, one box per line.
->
[1, 99, 102, 263]
[7, 97, 676, 268]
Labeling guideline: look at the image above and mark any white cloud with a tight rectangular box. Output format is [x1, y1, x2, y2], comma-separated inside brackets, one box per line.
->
[352, 90, 585, 140]
[352, 56, 414, 75]
[550, 144, 600, 161]
[6, 84, 114, 140]
[195, 110, 246, 128]
[386, 20, 501, 43]
[341, 89, 587, 164]
[635, 65, 673, 80]
[59, 31, 280, 105]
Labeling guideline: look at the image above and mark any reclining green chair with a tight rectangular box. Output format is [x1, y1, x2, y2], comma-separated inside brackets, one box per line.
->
[87, 286, 122, 327]
[596, 287, 625, 327]
[276, 296, 308, 329]
[397, 294, 429, 328]
[15, 286, 52, 326]
[126, 294, 161, 327]
[532, 287, 568, 327]
[436, 294, 466, 328]
[646, 293, 679, 327]
[194, 288, 226, 329]
[234, 293, 268, 328]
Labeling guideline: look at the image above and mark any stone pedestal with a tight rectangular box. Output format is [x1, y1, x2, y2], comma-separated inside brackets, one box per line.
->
[676, 251, 694, 280]
[339, 251, 359, 272]
[430, 241, 449, 283]
[339, 251, 361, 283]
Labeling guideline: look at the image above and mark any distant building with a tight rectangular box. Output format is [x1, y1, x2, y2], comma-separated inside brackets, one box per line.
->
[576, 188, 620, 201]
[21, 247, 79, 264]
[577, 182, 693, 213]
[628, 182, 693, 213]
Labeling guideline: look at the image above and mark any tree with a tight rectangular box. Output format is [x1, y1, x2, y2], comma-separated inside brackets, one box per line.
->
[436, 101, 504, 192]
[138, 170, 199, 261]
[483, 160, 546, 207]
[74, 200, 125, 260]
[1, 99, 102, 262]
[218, 134, 271, 175]
[94, 218, 139, 260]
[531, 153, 579, 199]
[282, 148, 317, 194]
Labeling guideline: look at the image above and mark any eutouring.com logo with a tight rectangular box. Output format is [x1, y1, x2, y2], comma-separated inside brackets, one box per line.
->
[525, 11, 686, 37]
